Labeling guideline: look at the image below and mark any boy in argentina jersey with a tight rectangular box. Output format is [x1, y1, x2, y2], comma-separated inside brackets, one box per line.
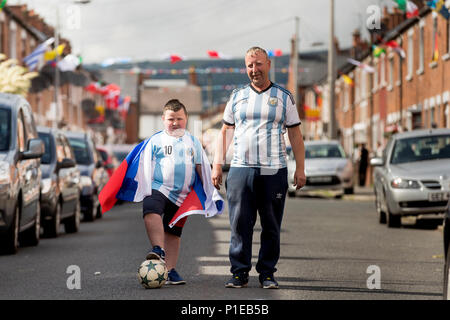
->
[144, 99, 203, 285]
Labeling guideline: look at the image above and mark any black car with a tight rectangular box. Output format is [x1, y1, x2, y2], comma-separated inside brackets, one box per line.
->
[0, 93, 44, 254]
[38, 127, 81, 237]
[444, 200, 450, 299]
[65, 131, 108, 221]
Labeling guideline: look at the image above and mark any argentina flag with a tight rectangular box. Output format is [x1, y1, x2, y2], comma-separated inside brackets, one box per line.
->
[23, 37, 55, 71]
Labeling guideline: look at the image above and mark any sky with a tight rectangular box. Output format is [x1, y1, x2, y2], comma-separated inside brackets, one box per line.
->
[9, 0, 395, 64]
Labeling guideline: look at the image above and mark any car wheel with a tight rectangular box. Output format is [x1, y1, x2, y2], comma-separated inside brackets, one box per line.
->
[43, 202, 61, 238]
[344, 187, 354, 195]
[375, 192, 386, 224]
[83, 196, 96, 222]
[386, 209, 401, 228]
[0, 205, 20, 254]
[65, 199, 80, 234]
[20, 201, 40, 246]
[445, 243, 450, 300]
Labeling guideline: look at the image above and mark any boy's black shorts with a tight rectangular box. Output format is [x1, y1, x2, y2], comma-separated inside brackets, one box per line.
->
[143, 189, 186, 237]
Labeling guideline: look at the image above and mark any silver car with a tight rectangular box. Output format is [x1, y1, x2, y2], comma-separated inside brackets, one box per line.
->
[371, 129, 450, 228]
[287, 140, 354, 197]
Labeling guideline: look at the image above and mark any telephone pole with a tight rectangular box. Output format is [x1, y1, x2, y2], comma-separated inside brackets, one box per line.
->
[292, 17, 299, 106]
[328, 0, 337, 139]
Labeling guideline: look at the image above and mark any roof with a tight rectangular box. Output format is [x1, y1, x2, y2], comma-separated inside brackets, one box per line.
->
[392, 129, 450, 140]
[298, 49, 352, 87]
[304, 140, 342, 145]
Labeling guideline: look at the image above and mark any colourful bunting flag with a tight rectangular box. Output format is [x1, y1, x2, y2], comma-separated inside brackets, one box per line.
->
[342, 74, 354, 86]
[385, 40, 406, 59]
[170, 55, 183, 64]
[373, 45, 386, 58]
[268, 49, 283, 57]
[0, 0, 7, 11]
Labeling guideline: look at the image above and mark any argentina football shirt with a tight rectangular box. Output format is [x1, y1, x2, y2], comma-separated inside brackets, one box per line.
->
[150, 130, 203, 206]
[222, 83, 301, 169]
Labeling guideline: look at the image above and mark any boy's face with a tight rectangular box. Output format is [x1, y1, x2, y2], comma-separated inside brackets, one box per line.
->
[162, 109, 187, 136]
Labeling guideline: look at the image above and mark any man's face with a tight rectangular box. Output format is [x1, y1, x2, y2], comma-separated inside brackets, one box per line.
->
[162, 109, 187, 136]
[245, 51, 271, 89]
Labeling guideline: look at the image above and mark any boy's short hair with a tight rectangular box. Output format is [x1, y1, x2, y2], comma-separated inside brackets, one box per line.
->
[163, 99, 187, 116]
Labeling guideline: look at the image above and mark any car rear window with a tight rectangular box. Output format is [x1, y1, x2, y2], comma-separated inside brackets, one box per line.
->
[38, 132, 53, 164]
[0, 108, 11, 151]
[68, 137, 92, 165]
[305, 144, 345, 159]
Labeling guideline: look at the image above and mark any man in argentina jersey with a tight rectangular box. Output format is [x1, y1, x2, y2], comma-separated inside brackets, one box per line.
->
[212, 47, 306, 289]
[144, 99, 203, 285]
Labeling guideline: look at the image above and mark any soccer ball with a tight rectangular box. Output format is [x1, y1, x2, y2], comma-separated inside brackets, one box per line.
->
[137, 259, 168, 289]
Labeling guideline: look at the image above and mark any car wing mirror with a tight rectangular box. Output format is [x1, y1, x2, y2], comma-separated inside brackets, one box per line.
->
[370, 157, 384, 167]
[21, 138, 45, 160]
[57, 158, 76, 170]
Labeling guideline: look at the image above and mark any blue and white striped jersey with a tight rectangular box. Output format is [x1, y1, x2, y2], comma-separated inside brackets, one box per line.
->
[223, 83, 301, 169]
[149, 130, 203, 206]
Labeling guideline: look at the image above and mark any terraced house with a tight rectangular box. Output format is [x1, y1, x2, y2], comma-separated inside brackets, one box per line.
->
[303, 1, 450, 185]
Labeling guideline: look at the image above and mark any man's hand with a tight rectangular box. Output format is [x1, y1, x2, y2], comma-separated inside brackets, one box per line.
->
[211, 164, 223, 190]
[293, 169, 306, 190]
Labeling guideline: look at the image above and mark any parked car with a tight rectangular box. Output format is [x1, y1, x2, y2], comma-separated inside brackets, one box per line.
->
[371, 129, 450, 228]
[287, 140, 354, 197]
[444, 199, 450, 300]
[0, 93, 44, 254]
[96, 146, 115, 177]
[37, 127, 81, 237]
[65, 131, 108, 221]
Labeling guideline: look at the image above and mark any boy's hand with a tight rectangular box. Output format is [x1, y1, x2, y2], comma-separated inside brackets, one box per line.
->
[211, 164, 223, 190]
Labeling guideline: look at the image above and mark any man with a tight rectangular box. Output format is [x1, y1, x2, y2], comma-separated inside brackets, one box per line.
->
[211, 47, 306, 289]
[358, 143, 368, 187]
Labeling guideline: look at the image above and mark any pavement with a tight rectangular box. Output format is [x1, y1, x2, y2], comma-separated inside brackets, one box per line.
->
[295, 185, 375, 202]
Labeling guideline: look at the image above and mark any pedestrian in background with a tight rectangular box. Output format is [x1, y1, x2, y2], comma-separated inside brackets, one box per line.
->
[358, 143, 368, 187]
[211, 47, 306, 289]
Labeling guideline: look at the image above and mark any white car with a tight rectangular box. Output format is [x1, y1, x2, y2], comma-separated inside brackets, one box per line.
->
[371, 129, 450, 228]
[287, 140, 354, 197]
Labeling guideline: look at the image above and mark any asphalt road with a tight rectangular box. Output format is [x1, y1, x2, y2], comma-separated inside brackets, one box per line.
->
[0, 193, 445, 300]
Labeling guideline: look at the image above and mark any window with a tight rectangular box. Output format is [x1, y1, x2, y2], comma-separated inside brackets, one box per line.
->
[388, 56, 394, 89]
[418, 21, 425, 74]
[447, 19, 450, 56]
[407, 30, 414, 79]
[17, 111, 25, 152]
[0, 108, 11, 151]
[380, 54, 386, 87]
[9, 21, 17, 60]
[431, 12, 438, 66]
[373, 60, 379, 92]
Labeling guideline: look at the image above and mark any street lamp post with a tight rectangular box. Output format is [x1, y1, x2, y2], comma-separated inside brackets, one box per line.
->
[328, 0, 337, 140]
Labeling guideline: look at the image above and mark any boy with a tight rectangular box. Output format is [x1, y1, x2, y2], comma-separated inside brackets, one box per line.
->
[143, 99, 204, 285]
[99, 99, 223, 285]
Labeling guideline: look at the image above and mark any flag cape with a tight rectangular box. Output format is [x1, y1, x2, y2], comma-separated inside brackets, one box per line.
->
[98, 134, 224, 227]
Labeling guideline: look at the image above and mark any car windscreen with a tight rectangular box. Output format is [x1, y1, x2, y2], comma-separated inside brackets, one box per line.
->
[0, 108, 11, 151]
[305, 144, 346, 159]
[38, 132, 53, 164]
[68, 137, 92, 165]
[391, 134, 450, 164]
[98, 149, 108, 162]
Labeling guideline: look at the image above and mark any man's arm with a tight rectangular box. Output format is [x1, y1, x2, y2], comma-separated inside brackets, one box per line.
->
[211, 123, 235, 189]
[287, 125, 306, 189]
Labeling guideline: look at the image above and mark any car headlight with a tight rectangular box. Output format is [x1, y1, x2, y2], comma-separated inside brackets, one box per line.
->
[0, 161, 11, 184]
[41, 178, 54, 194]
[391, 178, 420, 189]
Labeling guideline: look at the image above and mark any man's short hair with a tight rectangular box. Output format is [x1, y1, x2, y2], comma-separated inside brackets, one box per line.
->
[163, 99, 187, 116]
[246, 47, 269, 59]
